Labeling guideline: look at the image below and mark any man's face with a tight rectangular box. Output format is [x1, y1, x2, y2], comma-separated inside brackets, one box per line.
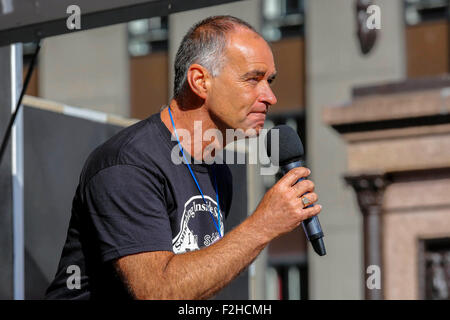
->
[206, 28, 277, 136]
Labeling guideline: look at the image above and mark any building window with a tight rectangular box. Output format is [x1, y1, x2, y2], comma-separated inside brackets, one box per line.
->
[419, 237, 450, 299]
[404, 0, 449, 25]
[262, 0, 304, 42]
[404, 0, 450, 77]
[266, 258, 308, 300]
[127, 16, 168, 56]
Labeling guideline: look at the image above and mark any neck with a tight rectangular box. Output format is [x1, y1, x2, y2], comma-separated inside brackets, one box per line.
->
[161, 99, 224, 162]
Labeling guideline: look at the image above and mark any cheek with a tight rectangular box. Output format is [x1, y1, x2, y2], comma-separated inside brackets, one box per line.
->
[210, 81, 258, 124]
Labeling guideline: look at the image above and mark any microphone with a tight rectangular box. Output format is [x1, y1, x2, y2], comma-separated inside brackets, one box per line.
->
[265, 125, 326, 256]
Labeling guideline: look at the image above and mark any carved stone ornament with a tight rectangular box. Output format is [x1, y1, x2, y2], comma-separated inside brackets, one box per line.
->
[344, 173, 390, 216]
[355, 0, 378, 55]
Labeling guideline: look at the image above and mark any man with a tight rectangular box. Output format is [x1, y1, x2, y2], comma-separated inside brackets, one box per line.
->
[45, 15, 321, 299]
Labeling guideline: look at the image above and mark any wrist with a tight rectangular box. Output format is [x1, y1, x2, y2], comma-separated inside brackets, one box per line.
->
[241, 211, 272, 249]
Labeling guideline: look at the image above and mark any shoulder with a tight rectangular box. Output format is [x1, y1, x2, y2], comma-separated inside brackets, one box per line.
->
[80, 113, 170, 185]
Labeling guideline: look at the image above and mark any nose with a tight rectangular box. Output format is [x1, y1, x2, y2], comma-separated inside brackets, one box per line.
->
[260, 81, 277, 107]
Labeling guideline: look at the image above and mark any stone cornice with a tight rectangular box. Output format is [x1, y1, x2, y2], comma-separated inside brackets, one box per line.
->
[323, 85, 450, 173]
[323, 88, 450, 134]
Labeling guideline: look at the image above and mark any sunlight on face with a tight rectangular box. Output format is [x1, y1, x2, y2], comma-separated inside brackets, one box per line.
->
[206, 28, 278, 136]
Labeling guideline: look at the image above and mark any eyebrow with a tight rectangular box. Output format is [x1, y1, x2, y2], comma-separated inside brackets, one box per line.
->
[241, 70, 277, 81]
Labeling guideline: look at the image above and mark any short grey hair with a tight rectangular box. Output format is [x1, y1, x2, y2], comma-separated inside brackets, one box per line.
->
[173, 15, 258, 100]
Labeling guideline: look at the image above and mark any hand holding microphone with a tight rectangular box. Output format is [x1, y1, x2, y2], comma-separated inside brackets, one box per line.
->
[265, 125, 326, 256]
[249, 124, 324, 255]
[251, 166, 321, 244]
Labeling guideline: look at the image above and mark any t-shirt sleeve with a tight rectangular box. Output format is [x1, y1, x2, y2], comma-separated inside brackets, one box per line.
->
[84, 164, 173, 263]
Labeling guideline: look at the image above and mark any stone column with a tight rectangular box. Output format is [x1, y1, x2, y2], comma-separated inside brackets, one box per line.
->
[345, 173, 390, 300]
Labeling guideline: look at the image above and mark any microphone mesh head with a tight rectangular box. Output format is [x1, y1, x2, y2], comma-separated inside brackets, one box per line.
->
[265, 125, 304, 166]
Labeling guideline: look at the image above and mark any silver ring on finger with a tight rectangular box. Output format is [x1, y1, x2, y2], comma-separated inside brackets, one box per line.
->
[301, 195, 311, 208]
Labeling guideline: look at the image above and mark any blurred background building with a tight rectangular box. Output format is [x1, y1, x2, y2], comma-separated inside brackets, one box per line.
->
[1, 0, 450, 300]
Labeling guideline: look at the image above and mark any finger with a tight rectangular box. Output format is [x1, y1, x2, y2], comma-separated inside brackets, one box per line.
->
[279, 167, 311, 187]
[292, 179, 315, 196]
[299, 204, 322, 220]
[300, 193, 318, 208]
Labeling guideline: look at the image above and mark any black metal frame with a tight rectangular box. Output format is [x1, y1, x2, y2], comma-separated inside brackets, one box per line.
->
[0, 0, 242, 46]
[0, 41, 40, 166]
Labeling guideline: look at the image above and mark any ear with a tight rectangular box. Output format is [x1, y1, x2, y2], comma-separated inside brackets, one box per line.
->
[186, 63, 210, 100]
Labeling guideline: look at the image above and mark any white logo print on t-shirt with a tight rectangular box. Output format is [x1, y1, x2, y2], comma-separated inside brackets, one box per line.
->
[172, 195, 223, 254]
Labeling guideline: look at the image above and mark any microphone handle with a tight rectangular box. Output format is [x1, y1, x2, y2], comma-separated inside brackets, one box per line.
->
[281, 161, 326, 256]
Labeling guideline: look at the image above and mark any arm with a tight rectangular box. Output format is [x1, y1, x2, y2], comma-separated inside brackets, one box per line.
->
[114, 167, 321, 300]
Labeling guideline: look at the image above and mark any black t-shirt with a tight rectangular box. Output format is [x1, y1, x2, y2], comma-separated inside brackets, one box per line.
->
[45, 112, 233, 299]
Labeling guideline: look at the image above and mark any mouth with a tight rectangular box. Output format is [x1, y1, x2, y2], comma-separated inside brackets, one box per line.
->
[247, 112, 267, 125]
[250, 104, 269, 114]
[246, 104, 269, 128]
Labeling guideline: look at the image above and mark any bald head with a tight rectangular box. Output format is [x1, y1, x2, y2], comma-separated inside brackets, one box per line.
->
[173, 15, 263, 100]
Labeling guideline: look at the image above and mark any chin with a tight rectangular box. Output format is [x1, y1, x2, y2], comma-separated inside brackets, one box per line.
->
[244, 124, 264, 138]
[226, 120, 265, 141]
[253, 125, 264, 135]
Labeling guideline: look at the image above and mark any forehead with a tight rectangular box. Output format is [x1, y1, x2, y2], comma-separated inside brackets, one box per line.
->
[224, 29, 275, 73]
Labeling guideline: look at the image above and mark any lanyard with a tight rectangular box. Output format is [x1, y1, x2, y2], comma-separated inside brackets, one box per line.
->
[168, 107, 223, 238]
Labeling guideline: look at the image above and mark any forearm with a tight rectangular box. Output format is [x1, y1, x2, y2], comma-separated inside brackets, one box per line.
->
[153, 215, 268, 299]
[117, 167, 320, 300]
